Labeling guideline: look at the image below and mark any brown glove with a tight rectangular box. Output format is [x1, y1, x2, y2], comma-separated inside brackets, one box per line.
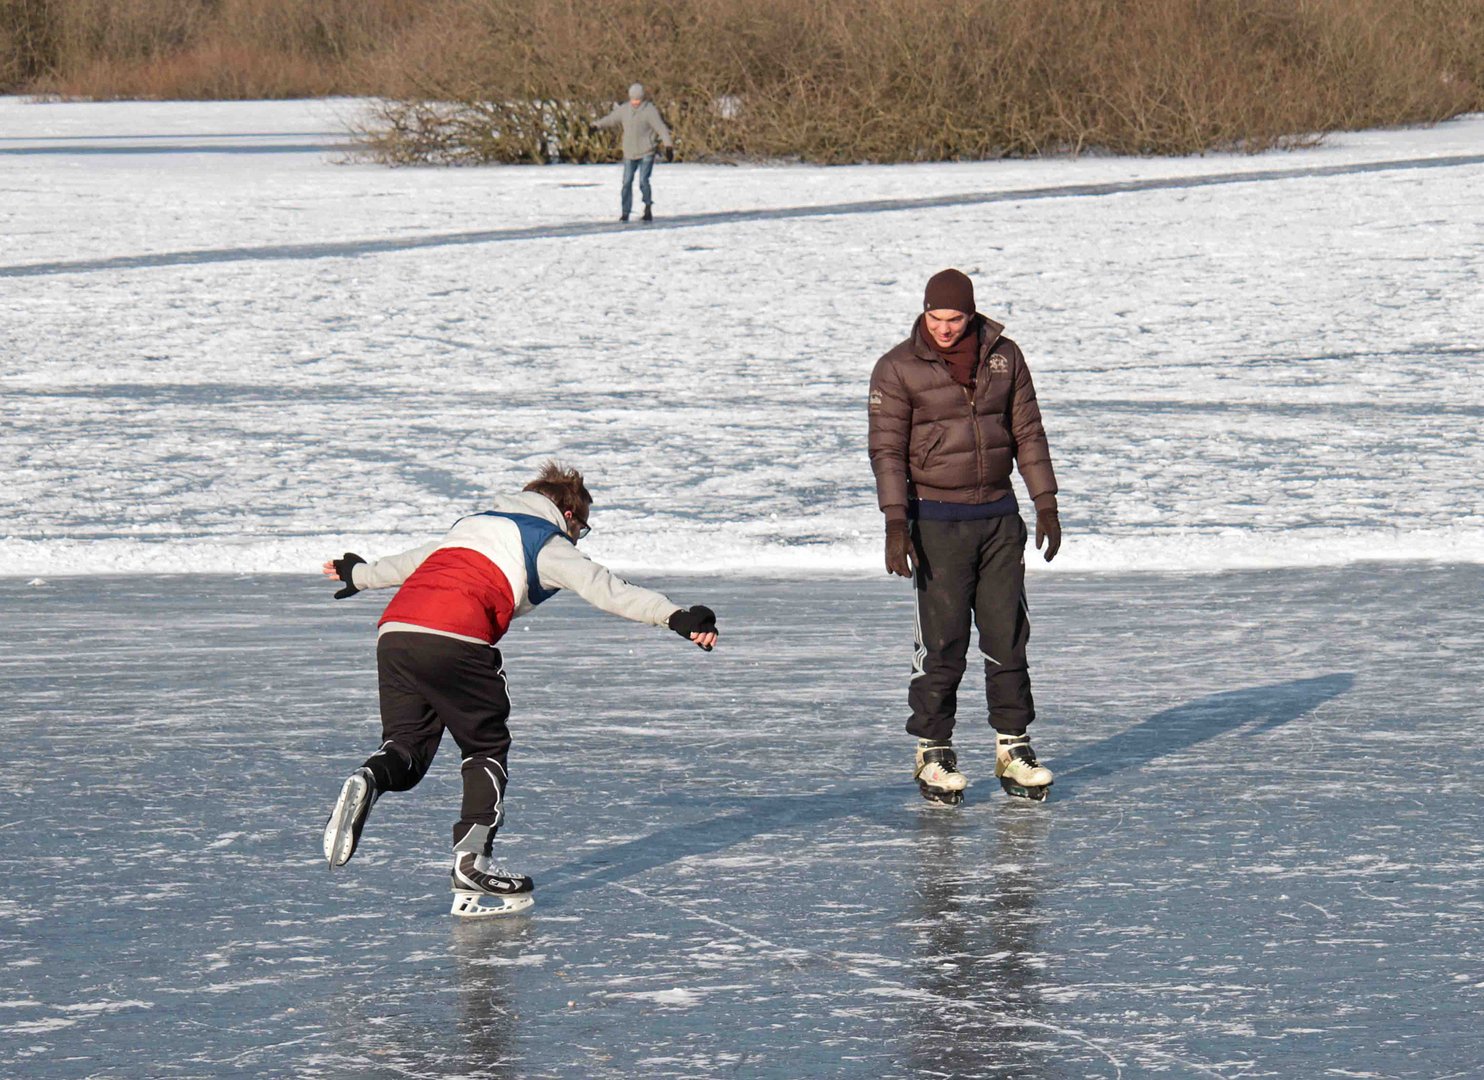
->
[1035, 507, 1061, 563]
[885, 519, 914, 578]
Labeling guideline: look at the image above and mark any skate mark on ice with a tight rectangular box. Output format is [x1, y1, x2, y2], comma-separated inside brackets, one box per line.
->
[604, 878, 1140, 1074]
[604, 881, 812, 973]
[546, 788, 1235, 1076]
[605, 878, 1241, 1077]
[1054, 673, 1354, 799]
[4, 153, 1482, 278]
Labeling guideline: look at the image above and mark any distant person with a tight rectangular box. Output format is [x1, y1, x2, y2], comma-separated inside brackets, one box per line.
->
[867, 269, 1062, 805]
[593, 83, 674, 223]
[320, 461, 718, 917]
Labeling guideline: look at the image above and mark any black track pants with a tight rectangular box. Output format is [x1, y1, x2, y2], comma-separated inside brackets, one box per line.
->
[365, 631, 512, 855]
[907, 514, 1034, 741]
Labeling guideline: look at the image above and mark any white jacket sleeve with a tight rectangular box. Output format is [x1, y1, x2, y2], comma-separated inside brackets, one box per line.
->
[536, 541, 681, 627]
[350, 541, 441, 590]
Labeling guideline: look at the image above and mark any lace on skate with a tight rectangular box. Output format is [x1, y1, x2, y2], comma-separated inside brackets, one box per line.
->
[914, 742, 966, 806]
[1008, 745, 1040, 766]
[450, 854, 534, 918]
[996, 737, 1052, 802]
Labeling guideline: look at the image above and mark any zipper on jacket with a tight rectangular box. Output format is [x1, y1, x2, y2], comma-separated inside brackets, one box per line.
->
[963, 382, 985, 502]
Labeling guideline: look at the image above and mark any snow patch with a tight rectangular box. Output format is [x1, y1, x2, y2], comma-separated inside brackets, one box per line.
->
[2, 99, 1481, 578]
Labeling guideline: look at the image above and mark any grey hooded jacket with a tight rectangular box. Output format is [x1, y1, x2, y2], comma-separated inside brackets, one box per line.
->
[595, 99, 673, 160]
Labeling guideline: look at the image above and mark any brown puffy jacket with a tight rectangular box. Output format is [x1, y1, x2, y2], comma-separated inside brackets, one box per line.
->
[868, 315, 1057, 520]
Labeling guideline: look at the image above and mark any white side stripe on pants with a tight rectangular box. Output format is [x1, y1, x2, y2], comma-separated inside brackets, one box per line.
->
[910, 580, 928, 682]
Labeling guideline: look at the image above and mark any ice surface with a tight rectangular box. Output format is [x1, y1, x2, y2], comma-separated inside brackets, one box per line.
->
[1, 570, 1480, 1077]
[2, 99, 1482, 576]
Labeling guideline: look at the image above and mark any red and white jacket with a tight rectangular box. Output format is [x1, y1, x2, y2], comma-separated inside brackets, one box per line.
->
[350, 491, 680, 646]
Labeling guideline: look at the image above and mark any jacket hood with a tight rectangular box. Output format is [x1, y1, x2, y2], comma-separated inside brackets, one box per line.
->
[487, 490, 567, 529]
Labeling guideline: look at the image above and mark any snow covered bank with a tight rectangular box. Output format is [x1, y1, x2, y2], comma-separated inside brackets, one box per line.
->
[1, 100, 1480, 578]
[2, 526, 1482, 579]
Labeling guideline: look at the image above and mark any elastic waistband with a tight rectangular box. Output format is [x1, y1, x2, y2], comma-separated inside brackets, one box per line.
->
[378, 622, 490, 646]
[911, 493, 1019, 521]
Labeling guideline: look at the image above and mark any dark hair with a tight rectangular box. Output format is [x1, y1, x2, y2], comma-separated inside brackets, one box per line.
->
[523, 460, 592, 519]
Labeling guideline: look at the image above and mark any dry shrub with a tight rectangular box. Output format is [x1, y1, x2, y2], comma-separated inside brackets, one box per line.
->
[366, 0, 1484, 163]
[51, 43, 342, 99]
[1, 0, 436, 98]
[3, 0, 1482, 159]
[0, 0, 57, 88]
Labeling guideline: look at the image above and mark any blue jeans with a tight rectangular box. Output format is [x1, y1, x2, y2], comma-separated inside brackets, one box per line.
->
[620, 153, 655, 217]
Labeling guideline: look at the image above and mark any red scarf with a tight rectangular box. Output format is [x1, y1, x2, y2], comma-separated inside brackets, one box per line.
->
[920, 315, 980, 388]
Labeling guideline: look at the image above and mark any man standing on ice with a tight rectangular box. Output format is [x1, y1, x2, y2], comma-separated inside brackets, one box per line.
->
[868, 269, 1061, 804]
[593, 82, 674, 223]
[320, 462, 718, 916]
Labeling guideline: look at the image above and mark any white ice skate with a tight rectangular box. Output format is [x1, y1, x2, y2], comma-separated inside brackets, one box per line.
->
[914, 739, 969, 807]
[323, 768, 378, 868]
[995, 732, 1053, 801]
[450, 853, 534, 918]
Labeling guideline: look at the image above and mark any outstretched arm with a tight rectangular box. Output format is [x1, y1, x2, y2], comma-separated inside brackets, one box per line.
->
[537, 541, 717, 649]
[321, 540, 440, 596]
[593, 105, 624, 130]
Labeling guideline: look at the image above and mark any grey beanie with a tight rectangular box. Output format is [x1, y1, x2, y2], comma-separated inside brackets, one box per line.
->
[628, 83, 645, 100]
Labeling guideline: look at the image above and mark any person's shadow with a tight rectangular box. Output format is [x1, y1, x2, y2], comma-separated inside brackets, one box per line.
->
[542, 674, 1355, 893]
[1051, 672, 1355, 799]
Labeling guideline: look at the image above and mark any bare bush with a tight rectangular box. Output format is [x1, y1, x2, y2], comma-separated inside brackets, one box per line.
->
[364, 0, 1484, 163]
[3, 0, 1481, 160]
[0, 0, 58, 89]
[1, 0, 435, 98]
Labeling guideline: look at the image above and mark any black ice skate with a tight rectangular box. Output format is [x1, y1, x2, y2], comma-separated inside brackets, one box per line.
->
[450, 852, 535, 918]
[913, 739, 968, 807]
[995, 732, 1053, 801]
[641, 204, 654, 222]
[323, 767, 378, 868]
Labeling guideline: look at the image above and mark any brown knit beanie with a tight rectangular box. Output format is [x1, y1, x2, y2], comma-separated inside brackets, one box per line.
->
[923, 269, 975, 314]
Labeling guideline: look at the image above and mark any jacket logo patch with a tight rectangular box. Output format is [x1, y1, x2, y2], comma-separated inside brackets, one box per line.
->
[988, 354, 1009, 374]
[869, 389, 883, 411]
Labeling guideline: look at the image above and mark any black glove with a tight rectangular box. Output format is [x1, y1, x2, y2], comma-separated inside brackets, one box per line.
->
[885, 519, 914, 578]
[668, 605, 717, 650]
[1035, 507, 1061, 563]
[332, 552, 365, 598]
[663, 144, 675, 163]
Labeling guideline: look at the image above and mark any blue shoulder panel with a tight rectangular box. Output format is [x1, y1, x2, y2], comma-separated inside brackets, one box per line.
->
[465, 512, 572, 606]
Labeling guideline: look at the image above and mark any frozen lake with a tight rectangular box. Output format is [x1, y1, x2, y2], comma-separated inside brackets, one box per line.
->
[3, 569, 1480, 1078]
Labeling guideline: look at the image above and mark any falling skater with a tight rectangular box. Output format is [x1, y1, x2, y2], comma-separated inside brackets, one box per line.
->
[593, 82, 675, 222]
[320, 462, 718, 916]
[868, 269, 1062, 804]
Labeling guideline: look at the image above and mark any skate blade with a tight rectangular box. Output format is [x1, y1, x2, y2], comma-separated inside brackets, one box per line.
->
[323, 774, 369, 868]
[999, 778, 1051, 802]
[450, 890, 534, 918]
[917, 782, 964, 807]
